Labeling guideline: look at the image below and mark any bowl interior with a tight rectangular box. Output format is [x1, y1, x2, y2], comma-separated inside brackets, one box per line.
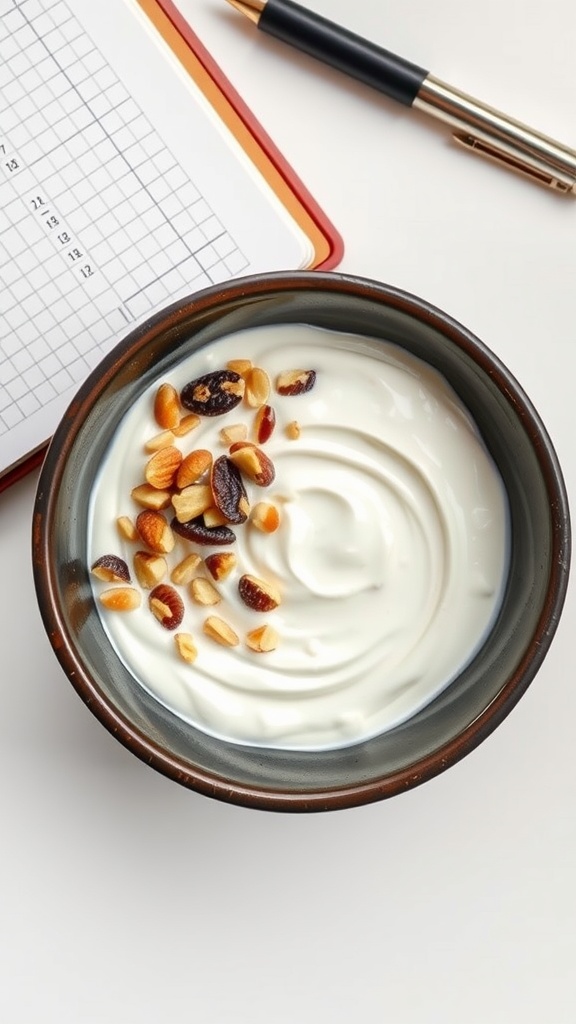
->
[33, 273, 570, 810]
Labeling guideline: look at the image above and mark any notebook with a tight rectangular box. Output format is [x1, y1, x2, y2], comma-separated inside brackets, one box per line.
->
[0, 0, 342, 492]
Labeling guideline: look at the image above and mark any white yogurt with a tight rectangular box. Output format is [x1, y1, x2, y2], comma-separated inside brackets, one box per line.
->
[88, 324, 510, 750]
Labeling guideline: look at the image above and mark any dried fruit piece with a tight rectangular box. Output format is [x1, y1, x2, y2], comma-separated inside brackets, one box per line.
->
[171, 553, 202, 585]
[154, 382, 180, 429]
[117, 515, 139, 542]
[144, 429, 175, 453]
[226, 358, 252, 376]
[219, 422, 248, 446]
[181, 369, 245, 416]
[238, 574, 281, 612]
[244, 366, 271, 408]
[285, 420, 301, 440]
[133, 550, 167, 589]
[91, 554, 131, 583]
[175, 633, 198, 664]
[228, 442, 275, 487]
[171, 483, 213, 523]
[171, 516, 236, 546]
[253, 404, 276, 444]
[149, 584, 184, 630]
[145, 445, 182, 490]
[204, 551, 237, 582]
[251, 501, 280, 533]
[99, 587, 141, 612]
[131, 483, 172, 511]
[176, 449, 212, 489]
[190, 577, 221, 606]
[276, 369, 316, 396]
[172, 413, 200, 437]
[211, 455, 250, 524]
[203, 615, 239, 647]
[246, 624, 279, 653]
[136, 510, 175, 553]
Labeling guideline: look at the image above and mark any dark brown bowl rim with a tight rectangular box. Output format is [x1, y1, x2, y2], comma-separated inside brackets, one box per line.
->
[32, 271, 571, 812]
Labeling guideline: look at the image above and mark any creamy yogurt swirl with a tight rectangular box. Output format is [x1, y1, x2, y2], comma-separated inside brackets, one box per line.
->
[88, 325, 509, 750]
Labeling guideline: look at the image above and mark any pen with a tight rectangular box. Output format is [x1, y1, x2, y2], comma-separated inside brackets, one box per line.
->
[225, 0, 576, 195]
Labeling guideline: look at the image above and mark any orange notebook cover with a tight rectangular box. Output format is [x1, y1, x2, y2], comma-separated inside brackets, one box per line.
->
[0, 0, 342, 494]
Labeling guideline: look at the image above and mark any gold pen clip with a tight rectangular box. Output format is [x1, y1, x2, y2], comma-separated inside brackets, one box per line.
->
[453, 132, 574, 193]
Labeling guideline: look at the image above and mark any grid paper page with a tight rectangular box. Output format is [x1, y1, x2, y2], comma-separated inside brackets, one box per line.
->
[0, 0, 310, 477]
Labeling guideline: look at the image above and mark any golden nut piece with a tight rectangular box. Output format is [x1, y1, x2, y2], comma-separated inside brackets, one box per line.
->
[144, 429, 176, 453]
[285, 420, 301, 440]
[226, 358, 252, 376]
[99, 587, 141, 612]
[219, 422, 248, 446]
[130, 483, 172, 511]
[204, 551, 237, 581]
[135, 509, 175, 553]
[154, 382, 181, 429]
[171, 483, 213, 524]
[246, 624, 280, 653]
[116, 515, 139, 542]
[145, 445, 182, 490]
[133, 550, 167, 589]
[174, 633, 198, 664]
[244, 366, 271, 408]
[203, 615, 240, 647]
[170, 553, 202, 585]
[190, 577, 221, 607]
[172, 413, 201, 437]
[228, 442, 275, 487]
[238, 573, 281, 612]
[250, 502, 280, 533]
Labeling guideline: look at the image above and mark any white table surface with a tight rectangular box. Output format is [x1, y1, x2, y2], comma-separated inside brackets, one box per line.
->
[2, 1, 575, 1021]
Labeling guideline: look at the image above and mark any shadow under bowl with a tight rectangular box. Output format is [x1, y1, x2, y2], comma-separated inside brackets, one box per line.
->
[32, 271, 571, 811]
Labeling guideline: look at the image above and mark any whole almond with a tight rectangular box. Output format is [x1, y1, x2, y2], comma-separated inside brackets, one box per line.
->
[154, 382, 180, 429]
[176, 448, 212, 488]
[136, 510, 175, 553]
[238, 574, 281, 612]
[99, 587, 141, 612]
[145, 445, 182, 490]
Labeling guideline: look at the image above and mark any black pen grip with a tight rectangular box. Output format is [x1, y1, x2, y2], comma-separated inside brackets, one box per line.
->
[260, 0, 428, 106]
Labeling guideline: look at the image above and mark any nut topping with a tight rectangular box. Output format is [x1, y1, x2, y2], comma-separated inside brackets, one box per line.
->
[181, 369, 245, 416]
[190, 577, 221, 606]
[99, 587, 141, 612]
[154, 382, 180, 429]
[170, 552, 202, 585]
[285, 420, 301, 440]
[219, 422, 248, 446]
[133, 551, 167, 589]
[246, 624, 279, 653]
[253, 404, 276, 444]
[174, 633, 198, 664]
[145, 445, 182, 490]
[176, 448, 212, 489]
[276, 368, 316, 396]
[171, 483, 213, 524]
[91, 554, 131, 583]
[172, 413, 200, 437]
[203, 615, 240, 647]
[211, 455, 250, 524]
[144, 429, 175, 453]
[228, 442, 275, 487]
[149, 584, 184, 630]
[136, 510, 175, 553]
[226, 358, 252, 376]
[131, 483, 173, 511]
[244, 366, 271, 408]
[205, 551, 237, 582]
[250, 502, 280, 534]
[171, 515, 236, 546]
[238, 574, 281, 612]
[116, 515, 139, 542]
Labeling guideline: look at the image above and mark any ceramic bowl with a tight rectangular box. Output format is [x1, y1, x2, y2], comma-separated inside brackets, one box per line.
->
[32, 271, 570, 811]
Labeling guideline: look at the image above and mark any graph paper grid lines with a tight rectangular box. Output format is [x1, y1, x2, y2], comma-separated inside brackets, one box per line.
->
[0, 0, 250, 436]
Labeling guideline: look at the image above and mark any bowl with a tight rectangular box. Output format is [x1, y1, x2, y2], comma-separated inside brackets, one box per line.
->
[32, 271, 570, 811]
